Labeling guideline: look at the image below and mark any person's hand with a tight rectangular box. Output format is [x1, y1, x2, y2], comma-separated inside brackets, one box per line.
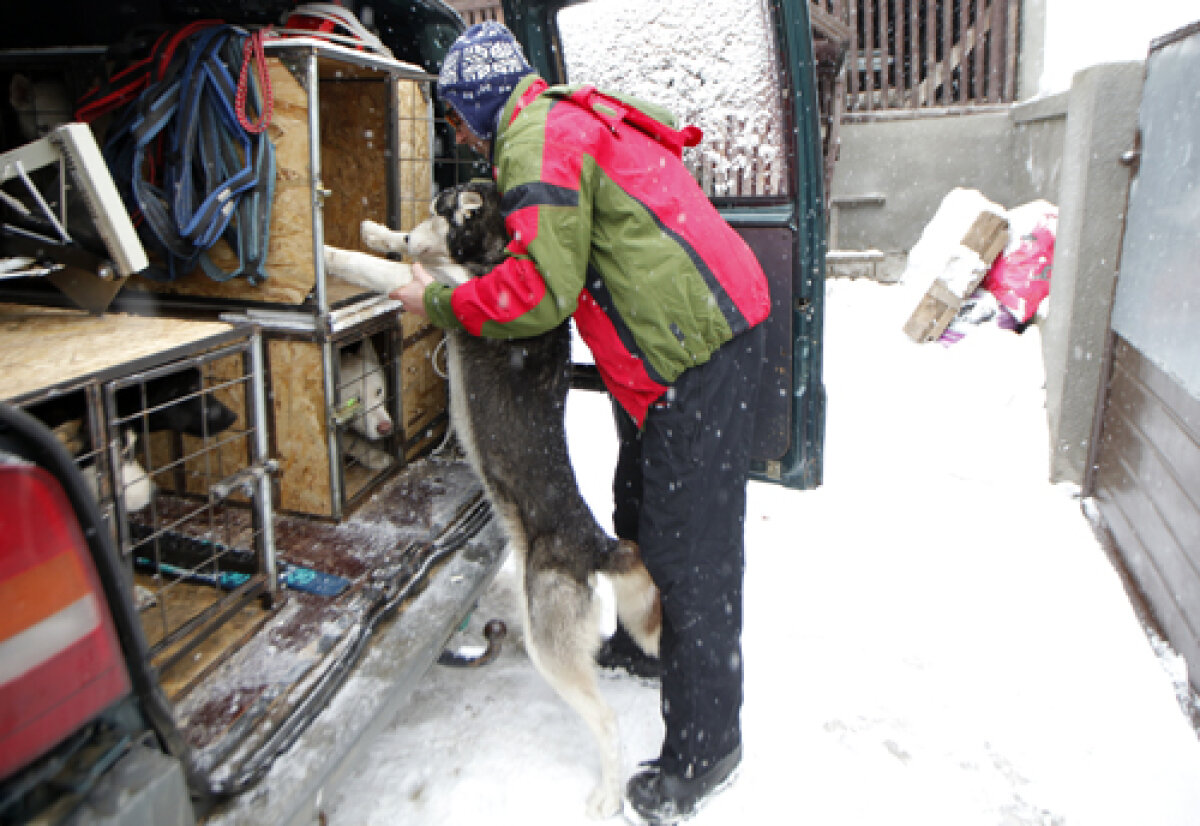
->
[390, 262, 433, 319]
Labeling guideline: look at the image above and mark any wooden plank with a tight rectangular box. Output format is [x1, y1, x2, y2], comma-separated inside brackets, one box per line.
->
[810, 1, 853, 45]
[0, 304, 235, 401]
[877, 0, 889, 106]
[399, 326, 448, 461]
[150, 587, 271, 702]
[987, 0, 1003, 102]
[1004, 0, 1019, 101]
[903, 279, 961, 342]
[960, 209, 1008, 261]
[1102, 406, 1200, 567]
[320, 78, 390, 251]
[1105, 346, 1200, 550]
[1095, 484, 1200, 694]
[863, 0, 875, 109]
[268, 337, 333, 516]
[847, 0, 861, 105]
[1094, 334, 1200, 694]
[903, 209, 1008, 343]
[908, 0, 921, 106]
[940, 0, 954, 102]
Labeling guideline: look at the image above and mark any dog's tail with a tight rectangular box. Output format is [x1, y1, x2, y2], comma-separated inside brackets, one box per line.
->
[595, 538, 661, 658]
[592, 538, 645, 575]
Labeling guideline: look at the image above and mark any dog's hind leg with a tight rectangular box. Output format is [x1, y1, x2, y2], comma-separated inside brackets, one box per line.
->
[609, 561, 661, 658]
[522, 564, 623, 818]
[599, 540, 662, 658]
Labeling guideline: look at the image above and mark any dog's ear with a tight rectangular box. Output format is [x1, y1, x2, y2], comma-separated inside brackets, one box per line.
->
[455, 190, 485, 225]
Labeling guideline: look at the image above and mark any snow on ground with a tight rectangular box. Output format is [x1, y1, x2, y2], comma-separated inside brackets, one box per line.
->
[326, 277, 1200, 825]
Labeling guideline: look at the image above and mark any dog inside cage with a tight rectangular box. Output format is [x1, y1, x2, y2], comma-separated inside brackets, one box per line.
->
[105, 349, 277, 678]
[335, 329, 401, 501]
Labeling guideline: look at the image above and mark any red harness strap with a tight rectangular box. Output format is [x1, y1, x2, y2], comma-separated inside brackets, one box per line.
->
[74, 19, 218, 123]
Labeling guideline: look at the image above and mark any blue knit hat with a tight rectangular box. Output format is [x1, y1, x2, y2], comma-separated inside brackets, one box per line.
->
[438, 22, 534, 142]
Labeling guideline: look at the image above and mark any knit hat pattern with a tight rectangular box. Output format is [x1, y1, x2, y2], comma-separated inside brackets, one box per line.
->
[438, 22, 533, 141]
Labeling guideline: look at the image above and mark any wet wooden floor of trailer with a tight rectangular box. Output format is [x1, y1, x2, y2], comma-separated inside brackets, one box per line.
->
[130, 453, 495, 776]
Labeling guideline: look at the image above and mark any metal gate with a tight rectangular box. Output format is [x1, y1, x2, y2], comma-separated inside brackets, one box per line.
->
[1086, 21, 1200, 694]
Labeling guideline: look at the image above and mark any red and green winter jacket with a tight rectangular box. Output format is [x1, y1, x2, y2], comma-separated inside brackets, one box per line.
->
[424, 75, 770, 426]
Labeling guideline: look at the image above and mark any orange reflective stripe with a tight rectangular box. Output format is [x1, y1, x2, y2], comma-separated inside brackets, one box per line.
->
[0, 552, 90, 642]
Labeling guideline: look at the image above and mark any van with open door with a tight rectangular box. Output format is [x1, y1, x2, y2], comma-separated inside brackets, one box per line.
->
[0, 2, 825, 823]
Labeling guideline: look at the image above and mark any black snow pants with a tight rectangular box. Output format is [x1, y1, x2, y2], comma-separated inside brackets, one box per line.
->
[611, 323, 765, 778]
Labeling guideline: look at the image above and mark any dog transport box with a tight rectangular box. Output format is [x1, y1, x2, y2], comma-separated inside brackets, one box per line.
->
[112, 39, 452, 520]
[0, 303, 281, 696]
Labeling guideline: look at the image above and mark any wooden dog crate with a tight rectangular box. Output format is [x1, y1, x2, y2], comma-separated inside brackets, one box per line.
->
[122, 39, 437, 311]
[262, 309, 447, 520]
[113, 39, 452, 519]
[0, 303, 278, 691]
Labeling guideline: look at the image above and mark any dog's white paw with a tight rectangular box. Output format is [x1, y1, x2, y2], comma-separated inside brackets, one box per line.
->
[361, 219, 401, 255]
[586, 782, 622, 819]
[344, 436, 395, 470]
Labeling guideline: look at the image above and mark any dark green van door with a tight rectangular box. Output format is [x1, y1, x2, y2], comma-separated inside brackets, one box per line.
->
[502, 0, 826, 489]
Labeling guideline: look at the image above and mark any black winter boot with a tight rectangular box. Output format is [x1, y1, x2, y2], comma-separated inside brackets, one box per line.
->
[624, 744, 743, 824]
[595, 624, 662, 681]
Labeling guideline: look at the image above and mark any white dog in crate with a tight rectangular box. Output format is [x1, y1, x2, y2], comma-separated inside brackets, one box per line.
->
[338, 338, 396, 470]
[80, 429, 153, 513]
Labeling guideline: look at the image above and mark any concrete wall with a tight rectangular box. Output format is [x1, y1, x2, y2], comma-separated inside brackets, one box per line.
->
[829, 111, 1015, 278]
[1010, 92, 1067, 206]
[829, 97, 1067, 273]
[1042, 61, 1144, 484]
[827, 61, 1144, 486]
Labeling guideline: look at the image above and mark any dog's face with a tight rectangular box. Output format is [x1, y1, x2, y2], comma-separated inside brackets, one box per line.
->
[400, 183, 506, 280]
[338, 339, 393, 441]
[117, 367, 238, 437]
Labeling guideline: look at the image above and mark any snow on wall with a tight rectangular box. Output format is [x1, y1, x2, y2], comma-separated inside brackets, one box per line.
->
[557, 0, 788, 197]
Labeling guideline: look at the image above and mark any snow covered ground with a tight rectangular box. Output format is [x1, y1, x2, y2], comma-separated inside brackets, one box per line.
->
[326, 276, 1200, 825]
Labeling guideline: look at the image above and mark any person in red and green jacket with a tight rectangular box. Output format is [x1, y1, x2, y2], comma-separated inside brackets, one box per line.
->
[393, 23, 768, 823]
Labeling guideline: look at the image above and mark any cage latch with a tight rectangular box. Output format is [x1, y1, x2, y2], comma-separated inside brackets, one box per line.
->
[210, 460, 280, 501]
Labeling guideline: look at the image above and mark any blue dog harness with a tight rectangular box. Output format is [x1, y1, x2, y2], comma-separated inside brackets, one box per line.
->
[94, 22, 275, 283]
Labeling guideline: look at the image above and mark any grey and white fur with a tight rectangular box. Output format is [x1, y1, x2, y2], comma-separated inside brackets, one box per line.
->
[324, 181, 661, 818]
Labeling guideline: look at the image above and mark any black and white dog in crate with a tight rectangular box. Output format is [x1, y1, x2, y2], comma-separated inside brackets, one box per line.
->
[324, 181, 662, 818]
[29, 367, 239, 513]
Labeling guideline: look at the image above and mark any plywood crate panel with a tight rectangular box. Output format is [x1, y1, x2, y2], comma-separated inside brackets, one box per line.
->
[264, 318, 447, 519]
[126, 47, 435, 310]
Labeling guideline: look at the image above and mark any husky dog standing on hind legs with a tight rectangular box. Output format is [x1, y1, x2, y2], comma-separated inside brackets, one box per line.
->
[325, 179, 662, 817]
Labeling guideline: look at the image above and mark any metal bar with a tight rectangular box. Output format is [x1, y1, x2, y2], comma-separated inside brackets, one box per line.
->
[262, 38, 432, 82]
[150, 578, 268, 671]
[306, 49, 328, 317]
[246, 332, 279, 605]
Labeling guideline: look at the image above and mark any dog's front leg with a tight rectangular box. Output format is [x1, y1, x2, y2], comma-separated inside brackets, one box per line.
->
[323, 245, 413, 294]
[360, 219, 408, 256]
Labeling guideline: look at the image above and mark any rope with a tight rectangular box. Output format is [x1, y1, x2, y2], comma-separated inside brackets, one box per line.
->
[271, 3, 393, 58]
[235, 28, 273, 134]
